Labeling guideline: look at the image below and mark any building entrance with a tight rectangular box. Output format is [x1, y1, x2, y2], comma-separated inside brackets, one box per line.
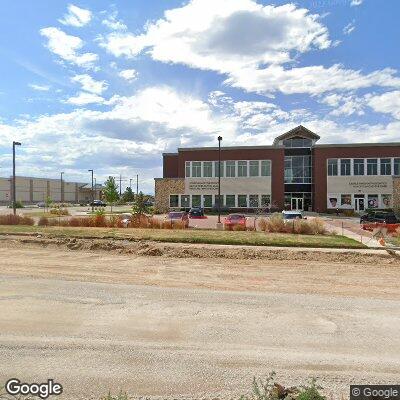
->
[291, 197, 303, 211]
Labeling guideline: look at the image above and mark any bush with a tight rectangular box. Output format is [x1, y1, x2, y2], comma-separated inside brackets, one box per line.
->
[308, 218, 327, 235]
[50, 207, 69, 216]
[38, 216, 49, 226]
[265, 213, 286, 233]
[258, 218, 267, 232]
[233, 224, 246, 231]
[0, 214, 34, 226]
[8, 201, 24, 209]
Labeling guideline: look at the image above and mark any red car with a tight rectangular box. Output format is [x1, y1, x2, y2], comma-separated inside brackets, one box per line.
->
[165, 211, 189, 228]
[224, 213, 246, 229]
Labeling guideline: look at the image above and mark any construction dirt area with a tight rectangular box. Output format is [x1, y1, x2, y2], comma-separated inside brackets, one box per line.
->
[1, 235, 400, 399]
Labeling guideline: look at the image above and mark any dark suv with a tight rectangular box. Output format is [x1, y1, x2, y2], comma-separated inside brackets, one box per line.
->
[360, 211, 398, 224]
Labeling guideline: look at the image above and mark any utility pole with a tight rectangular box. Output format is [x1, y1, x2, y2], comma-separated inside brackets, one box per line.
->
[94, 177, 97, 200]
[88, 169, 94, 212]
[136, 174, 139, 196]
[60, 172, 64, 203]
[217, 136, 222, 227]
[12, 141, 21, 215]
[129, 178, 132, 189]
[119, 174, 122, 196]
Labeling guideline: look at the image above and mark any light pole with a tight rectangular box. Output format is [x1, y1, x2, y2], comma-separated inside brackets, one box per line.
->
[60, 172, 64, 203]
[94, 177, 97, 200]
[136, 174, 139, 196]
[12, 141, 21, 215]
[129, 178, 132, 189]
[88, 169, 94, 212]
[217, 136, 222, 226]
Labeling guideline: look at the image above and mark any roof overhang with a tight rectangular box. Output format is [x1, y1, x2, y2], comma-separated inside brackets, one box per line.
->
[273, 125, 320, 145]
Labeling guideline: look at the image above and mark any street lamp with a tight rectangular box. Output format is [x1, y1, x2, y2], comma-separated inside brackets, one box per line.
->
[217, 136, 222, 226]
[88, 169, 94, 212]
[60, 172, 64, 203]
[12, 141, 21, 215]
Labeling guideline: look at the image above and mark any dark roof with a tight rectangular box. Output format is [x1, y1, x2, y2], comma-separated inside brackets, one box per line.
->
[272, 125, 320, 145]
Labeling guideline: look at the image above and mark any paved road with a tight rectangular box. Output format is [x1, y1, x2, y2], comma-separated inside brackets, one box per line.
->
[0, 246, 399, 399]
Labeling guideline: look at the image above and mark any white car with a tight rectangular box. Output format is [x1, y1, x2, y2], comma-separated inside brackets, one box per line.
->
[282, 210, 306, 221]
[120, 213, 133, 227]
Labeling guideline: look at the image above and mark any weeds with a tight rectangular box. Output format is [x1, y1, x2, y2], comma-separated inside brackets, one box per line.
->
[0, 214, 34, 226]
[258, 215, 327, 235]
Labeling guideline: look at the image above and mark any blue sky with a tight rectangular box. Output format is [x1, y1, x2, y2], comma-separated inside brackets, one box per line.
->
[0, 0, 399, 193]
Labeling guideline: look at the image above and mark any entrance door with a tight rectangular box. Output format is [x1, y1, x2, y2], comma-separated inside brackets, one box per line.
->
[291, 197, 303, 211]
[355, 197, 365, 212]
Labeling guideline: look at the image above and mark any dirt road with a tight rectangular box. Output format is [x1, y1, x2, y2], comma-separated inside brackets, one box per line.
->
[1, 242, 400, 399]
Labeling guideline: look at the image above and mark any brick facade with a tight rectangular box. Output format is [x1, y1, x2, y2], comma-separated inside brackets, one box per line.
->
[394, 177, 400, 212]
[154, 178, 185, 213]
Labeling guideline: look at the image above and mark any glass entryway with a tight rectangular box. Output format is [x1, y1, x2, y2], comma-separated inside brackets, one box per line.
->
[291, 197, 303, 211]
[354, 196, 365, 212]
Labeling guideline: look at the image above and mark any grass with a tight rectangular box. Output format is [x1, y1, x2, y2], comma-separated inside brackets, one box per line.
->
[0, 225, 365, 248]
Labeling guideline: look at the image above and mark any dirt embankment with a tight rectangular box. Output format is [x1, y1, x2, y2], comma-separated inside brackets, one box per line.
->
[0, 234, 399, 265]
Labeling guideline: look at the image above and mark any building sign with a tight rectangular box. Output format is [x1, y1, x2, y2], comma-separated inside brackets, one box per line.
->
[348, 181, 388, 189]
[187, 181, 219, 191]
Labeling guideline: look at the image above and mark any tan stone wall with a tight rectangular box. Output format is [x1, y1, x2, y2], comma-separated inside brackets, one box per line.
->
[155, 178, 184, 213]
[394, 177, 400, 212]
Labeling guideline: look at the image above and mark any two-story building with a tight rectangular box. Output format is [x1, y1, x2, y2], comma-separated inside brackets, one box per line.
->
[155, 125, 400, 213]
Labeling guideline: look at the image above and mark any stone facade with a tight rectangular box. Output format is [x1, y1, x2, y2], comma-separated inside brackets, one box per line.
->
[394, 177, 400, 213]
[154, 178, 184, 213]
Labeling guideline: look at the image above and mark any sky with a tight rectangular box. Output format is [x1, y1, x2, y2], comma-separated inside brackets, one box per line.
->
[0, 0, 399, 193]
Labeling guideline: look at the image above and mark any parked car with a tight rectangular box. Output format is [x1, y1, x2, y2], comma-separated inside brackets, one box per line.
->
[89, 200, 107, 207]
[120, 213, 133, 227]
[282, 211, 305, 221]
[360, 211, 398, 224]
[224, 213, 246, 229]
[188, 207, 204, 218]
[36, 202, 45, 208]
[165, 211, 189, 228]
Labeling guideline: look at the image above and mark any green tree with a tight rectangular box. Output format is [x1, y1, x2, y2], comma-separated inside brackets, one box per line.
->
[131, 191, 149, 215]
[122, 186, 135, 203]
[103, 176, 119, 213]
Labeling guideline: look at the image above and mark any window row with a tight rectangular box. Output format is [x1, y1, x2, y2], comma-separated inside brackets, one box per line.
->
[185, 160, 271, 178]
[327, 193, 392, 210]
[327, 158, 400, 176]
[169, 194, 271, 208]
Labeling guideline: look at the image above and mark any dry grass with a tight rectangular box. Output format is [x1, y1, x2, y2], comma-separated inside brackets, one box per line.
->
[258, 215, 327, 235]
[0, 214, 34, 226]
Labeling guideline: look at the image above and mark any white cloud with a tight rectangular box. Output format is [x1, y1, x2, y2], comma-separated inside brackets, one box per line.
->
[225, 65, 400, 96]
[351, 0, 363, 6]
[343, 21, 355, 35]
[102, 12, 127, 31]
[40, 27, 98, 68]
[71, 74, 108, 94]
[367, 91, 400, 120]
[65, 92, 104, 105]
[29, 84, 50, 91]
[118, 69, 138, 82]
[59, 4, 92, 27]
[100, 1, 331, 68]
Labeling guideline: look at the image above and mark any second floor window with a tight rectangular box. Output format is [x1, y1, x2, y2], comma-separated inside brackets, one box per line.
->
[367, 159, 377, 175]
[261, 160, 271, 176]
[353, 159, 364, 176]
[395, 158, 400, 176]
[340, 159, 351, 176]
[238, 161, 247, 177]
[226, 161, 236, 177]
[327, 159, 338, 176]
[380, 158, 391, 175]
[249, 160, 259, 176]
[203, 161, 212, 177]
[192, 162, 201, 177]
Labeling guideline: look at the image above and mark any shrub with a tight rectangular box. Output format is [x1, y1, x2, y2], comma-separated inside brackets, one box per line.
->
[148, 217, 161, 229]
[233, 224, 246, 231]
[38, 216, 49, 226]
[8, 201, 24, 209]
[50, 207, 69, 216]
[265, 213, 286, 233]
[258, 218, 267, 232]
[308, 218, 327, 235]
[343, 209, 356, 217]
[0, 214, 34, 226]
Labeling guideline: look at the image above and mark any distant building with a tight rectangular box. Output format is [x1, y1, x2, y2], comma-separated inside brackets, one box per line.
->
[0, 176, 103, 204]
[155, 125, 400, 213]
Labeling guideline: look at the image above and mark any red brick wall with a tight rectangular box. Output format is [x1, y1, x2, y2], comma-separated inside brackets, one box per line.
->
[314, 146, 400, 212]
[163, 154, 179, 178]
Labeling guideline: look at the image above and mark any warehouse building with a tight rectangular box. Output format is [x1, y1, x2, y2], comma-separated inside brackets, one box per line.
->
[0, 176, 101, 205]
[155, 125, 400, 213]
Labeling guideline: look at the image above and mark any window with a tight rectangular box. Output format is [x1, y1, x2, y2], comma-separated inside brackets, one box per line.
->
[382, 194, 392, 208]
[215, 194, 223, 207]
[249, 160, 259, 177]
[203, 161, 212, 177]
[225, 195, 235, 208]
[380, 158, 391, 175]
[226, 161, 236, 177]
[192, 162, 201, 177]
[340, 159, 351, 176]
[185, 162, 191, 177]
[191, 195, 201, 208]
[327, 159, 338, 176]
[282, 137, 312, 148]
[249, 195, 259, 208]
[367, 194, 379, 209]
[261, 160, 271, 176]
[238, 195, 247, 207]
[214, 161, 224, 177]
[180, 195, 190, 208]
[340, 194, 352, 207]
[284, 156, 311, 183]
[261, 195, 271, 207]
[367, 159, 377, 175]
[238, 161, 247, 177]
[353, 159, 364, 176]
[169, 195, 179, 207]
[395, 158, 400, 176]
[203, 195, 212, 208]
